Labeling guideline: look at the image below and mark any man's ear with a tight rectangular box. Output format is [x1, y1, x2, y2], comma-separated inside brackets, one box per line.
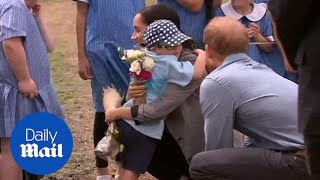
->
[205, 44, 214, 60]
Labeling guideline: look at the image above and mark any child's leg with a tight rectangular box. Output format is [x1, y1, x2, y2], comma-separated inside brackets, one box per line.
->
[118, 165, 139, 180]
[115, 121, 159, 180]
[0, 138, 22, 180]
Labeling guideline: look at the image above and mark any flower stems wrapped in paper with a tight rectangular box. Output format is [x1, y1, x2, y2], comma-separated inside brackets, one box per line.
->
[94, 88, 124, 161]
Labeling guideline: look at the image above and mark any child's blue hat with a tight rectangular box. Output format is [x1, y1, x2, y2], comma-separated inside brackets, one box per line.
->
[143, 19, 191, 48]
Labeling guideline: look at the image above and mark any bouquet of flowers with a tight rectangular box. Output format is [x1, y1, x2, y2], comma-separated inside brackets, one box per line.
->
[119, 48, 155, 105]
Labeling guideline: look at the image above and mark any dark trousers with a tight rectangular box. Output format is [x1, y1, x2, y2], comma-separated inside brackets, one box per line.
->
[93, 112, 109, 168]
[147, 127, 190, 180]
[190, 148, 311, 180]
[23, 171, 42, 180]
[298, 26, 320, 180]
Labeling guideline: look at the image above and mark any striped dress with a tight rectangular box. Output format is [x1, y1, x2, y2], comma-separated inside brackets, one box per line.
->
[158, 0, 207, 48]
[0, 0, 64, 137]
[76, 0, 145, 112]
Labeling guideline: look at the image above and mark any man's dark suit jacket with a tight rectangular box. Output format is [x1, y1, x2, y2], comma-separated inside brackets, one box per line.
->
[268, 2, 320, 178]
[268, 0, 319, 70]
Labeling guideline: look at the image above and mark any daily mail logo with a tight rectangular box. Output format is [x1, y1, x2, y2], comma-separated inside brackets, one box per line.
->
[20, 129, 63, 158]
[10, 113, 73, 175]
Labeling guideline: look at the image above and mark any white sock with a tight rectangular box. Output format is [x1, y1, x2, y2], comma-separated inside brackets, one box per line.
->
[96, 175, 112, 180]
[114, 174, 120, 180]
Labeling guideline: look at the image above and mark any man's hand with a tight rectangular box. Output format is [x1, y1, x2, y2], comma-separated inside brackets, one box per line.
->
[18, 78, 38, 99]
[78, 55, 93, 80]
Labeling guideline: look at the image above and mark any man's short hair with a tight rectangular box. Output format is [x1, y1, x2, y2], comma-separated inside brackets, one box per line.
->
[204, 17, 249, 56]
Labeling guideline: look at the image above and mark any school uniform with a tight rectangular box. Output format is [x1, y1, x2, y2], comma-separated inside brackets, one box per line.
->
[215, 2, 297, 82]
[74, 0, 145, 168]
[0, 0, 64, 138]
[158, 0, 207, 48]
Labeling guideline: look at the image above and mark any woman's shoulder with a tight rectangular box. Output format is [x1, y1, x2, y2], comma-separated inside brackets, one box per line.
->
[179, 48, 197, 64]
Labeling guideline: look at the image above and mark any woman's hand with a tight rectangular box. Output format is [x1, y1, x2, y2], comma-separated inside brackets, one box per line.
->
[105, 108, 119, 123]
[194, 49, 205, 57]
[105, 107, 132, 123]
[126, 82, 147, 100]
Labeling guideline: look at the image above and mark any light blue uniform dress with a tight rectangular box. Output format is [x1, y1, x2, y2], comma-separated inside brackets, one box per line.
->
[215, 2, 298, 82]
[158, 0, 207, 48]
[255, 0, 268, 8]
[77, 0, 145, 112]
[0, 0, 64, 138]
[124, 51, 194, 139]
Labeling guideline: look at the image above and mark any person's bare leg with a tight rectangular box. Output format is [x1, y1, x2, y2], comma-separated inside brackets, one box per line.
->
[118, 168, 139, 180]
[97, 167, 108, 176]
[0, 138, 22, 180]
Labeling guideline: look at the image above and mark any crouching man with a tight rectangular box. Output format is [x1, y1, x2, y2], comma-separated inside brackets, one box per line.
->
[190, 17, 310, 180]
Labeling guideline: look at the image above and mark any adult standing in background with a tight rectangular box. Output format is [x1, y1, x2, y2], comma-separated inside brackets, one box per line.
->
[158, 0, 221, 48]
[269, 0, 320, 179]
[74, 0, 145, 179]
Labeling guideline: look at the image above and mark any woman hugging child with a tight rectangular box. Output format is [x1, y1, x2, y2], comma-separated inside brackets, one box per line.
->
[105, 19, 206, 180]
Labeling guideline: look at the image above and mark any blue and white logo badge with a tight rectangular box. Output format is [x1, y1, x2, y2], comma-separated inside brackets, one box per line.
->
[10, 112, 73, 175]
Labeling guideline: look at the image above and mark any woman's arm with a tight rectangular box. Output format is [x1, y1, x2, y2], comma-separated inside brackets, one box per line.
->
[105, 107, 132, 122]
[177, 0, 205, 12]
[136, 78, 203, 121]
[106, 78, 202, 122]
[32, 4, 55, 52]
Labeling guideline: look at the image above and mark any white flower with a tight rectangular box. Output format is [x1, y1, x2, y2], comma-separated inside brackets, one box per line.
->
[143, 57, 155, 71]
[126, 50, 146, 62]
[129, 60, 141, 75]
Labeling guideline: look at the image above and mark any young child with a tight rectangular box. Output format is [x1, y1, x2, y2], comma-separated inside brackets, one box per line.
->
[105, 20, 206, 180]
[0, 0, 64, 179]
[215, 0, 275, 69]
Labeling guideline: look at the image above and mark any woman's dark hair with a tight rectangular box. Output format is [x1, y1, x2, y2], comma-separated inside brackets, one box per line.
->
[139, 4, 181, 29]
[139, 4, 198, 50]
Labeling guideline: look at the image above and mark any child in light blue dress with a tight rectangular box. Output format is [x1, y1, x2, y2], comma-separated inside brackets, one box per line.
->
[215, 1, 274, 67]
[215, 0, 298, 83]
